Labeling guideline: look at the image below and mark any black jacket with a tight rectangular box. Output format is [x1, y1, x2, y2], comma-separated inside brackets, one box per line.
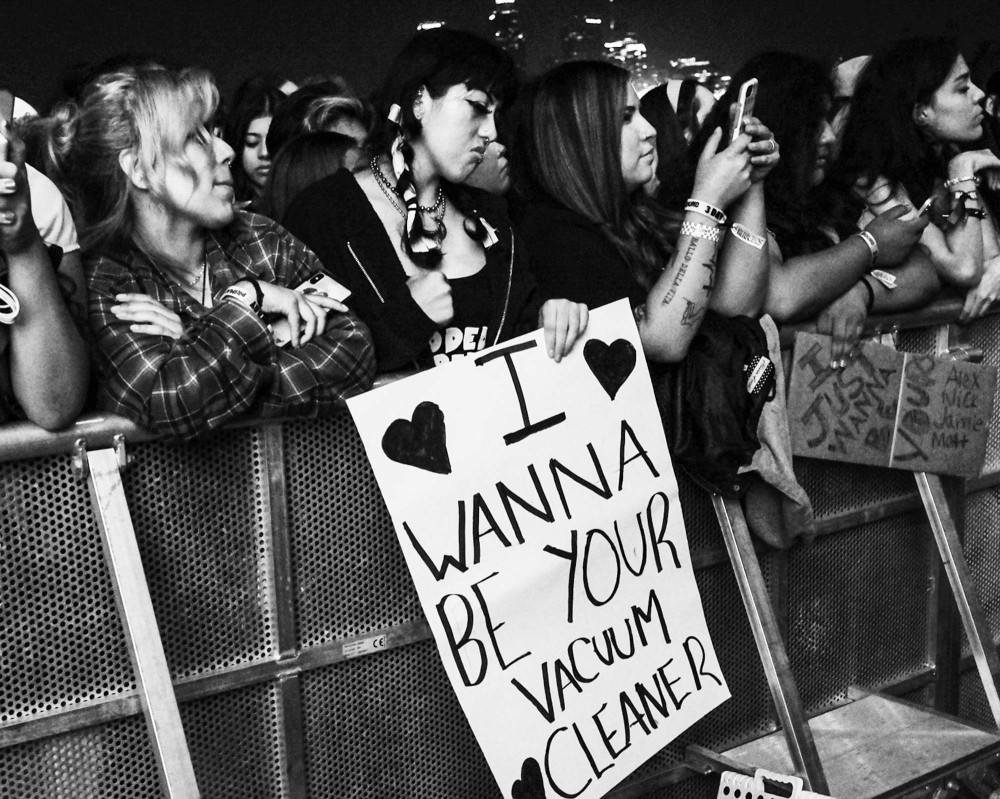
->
[284, 169, 541, 372]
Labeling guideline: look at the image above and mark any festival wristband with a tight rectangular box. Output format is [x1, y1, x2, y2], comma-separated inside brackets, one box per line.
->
[854, 230, 878, 266]
[729, 222, 766, 250]
[680, 220, 722, 243]
[684, 198, 727, 226]
[868, 269, 897, 290]
[220, 283, 261, 315]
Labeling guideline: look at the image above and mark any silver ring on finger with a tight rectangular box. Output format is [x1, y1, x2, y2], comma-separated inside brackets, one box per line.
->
[0, 211, 15, 225]
[0, 178, 16, 194]
[766, 139, 777, 154]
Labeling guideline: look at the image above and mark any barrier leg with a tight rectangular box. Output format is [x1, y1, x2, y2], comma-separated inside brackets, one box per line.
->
[75, 438, 201, 799]
[916, 472, 1000, 728]
[712, 493, 829, 794]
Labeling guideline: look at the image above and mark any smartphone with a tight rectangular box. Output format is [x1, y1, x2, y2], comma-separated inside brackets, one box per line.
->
[271, 272, 352, 347]
[729, 78, 758, 145]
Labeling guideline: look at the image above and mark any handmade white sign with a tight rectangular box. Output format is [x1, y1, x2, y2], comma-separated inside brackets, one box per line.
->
[347, 300, 729, 799]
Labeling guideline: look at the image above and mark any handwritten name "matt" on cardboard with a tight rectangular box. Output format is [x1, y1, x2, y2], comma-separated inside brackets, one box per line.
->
[787, 332, 997, 476]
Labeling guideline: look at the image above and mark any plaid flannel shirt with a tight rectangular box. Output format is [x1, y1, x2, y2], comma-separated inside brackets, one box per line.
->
[87, 212, 375, 439]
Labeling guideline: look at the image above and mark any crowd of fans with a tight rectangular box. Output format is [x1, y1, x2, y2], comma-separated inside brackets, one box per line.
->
[1, 29, 999, 440]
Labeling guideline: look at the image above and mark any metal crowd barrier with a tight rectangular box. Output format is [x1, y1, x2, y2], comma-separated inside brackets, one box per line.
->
[1, 300, 999, 798]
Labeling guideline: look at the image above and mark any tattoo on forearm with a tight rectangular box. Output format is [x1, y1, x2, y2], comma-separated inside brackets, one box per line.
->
[680, 298, 706, 328]
[662, 238, 699, 306]
[701, 250, 717, 293]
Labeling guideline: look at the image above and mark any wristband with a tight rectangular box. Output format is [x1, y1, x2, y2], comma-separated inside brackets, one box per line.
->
[684, 198, 727, 225]
[868, 269, 897, 290]
[220, 283, 261, 315]
[239, 275, 264, 309]
[859, 276, 876, 312]
[944, 174, 980, 189]
[729, 222, 766, 250]
[680, 220, 722, 243]
[855, 230, 878, 267]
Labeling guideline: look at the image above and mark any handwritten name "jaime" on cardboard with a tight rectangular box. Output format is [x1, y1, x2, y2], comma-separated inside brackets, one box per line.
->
[787, 332, 997, 476]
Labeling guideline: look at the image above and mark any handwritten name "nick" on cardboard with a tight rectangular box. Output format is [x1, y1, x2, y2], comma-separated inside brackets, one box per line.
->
[787, 332, 997, 476]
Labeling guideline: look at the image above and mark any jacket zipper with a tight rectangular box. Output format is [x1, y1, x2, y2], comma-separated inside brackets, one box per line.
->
[492, 234, 514, 346]
[346, 242, 385, 303]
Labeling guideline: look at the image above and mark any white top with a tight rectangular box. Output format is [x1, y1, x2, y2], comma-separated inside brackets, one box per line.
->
[26, 164, 80, 254]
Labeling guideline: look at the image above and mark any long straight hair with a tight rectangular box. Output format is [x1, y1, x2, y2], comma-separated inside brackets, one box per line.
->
[517, 60, 674, 288]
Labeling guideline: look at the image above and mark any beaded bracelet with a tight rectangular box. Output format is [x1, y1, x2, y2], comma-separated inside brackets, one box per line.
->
[684, 198, 727, 225]
[680, 220, 722, 243]
[943, 174, 980, 189]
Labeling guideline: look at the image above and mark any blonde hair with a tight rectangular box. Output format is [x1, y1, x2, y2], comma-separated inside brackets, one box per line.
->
[46, 66, 220, 253]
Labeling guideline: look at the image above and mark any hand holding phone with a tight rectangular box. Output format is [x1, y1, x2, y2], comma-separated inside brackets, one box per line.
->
[271, 272, 351, 347]
[729, 78, 758, 146]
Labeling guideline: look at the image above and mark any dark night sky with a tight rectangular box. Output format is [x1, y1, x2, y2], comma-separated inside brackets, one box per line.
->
[4, 1, 1000, 109]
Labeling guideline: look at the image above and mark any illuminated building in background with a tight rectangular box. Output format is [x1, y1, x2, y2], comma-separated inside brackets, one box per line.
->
[560, 14, 609, 62]
[416, 20, 446, 31]
[489, 0, 526, 70]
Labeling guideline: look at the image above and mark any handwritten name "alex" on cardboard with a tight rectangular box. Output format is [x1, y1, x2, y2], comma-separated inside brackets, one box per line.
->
[787, 332, 997, 476]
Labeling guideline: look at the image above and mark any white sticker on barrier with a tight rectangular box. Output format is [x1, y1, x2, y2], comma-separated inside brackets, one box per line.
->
[342, 634, 388, 659]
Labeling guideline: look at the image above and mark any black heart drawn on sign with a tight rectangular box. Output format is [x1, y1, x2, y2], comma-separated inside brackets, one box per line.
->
[584, 338, 636, 400]
[381, 400, 452, 475]
[511, 757, 546, 799]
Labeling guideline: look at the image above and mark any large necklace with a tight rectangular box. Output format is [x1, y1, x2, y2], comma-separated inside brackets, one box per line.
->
[370, 157, 445, 220]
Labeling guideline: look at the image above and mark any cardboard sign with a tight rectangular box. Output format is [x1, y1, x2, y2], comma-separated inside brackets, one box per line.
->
[347, 301, 729, 799]
[787, 332, 997, 476]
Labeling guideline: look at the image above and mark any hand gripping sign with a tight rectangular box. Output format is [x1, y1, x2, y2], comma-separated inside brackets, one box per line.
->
[348, 300, 729, 799]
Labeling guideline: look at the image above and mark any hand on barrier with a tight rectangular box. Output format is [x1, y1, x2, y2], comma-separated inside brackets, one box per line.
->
[815, 281, 869, 367]
[960, 253, 1000, 322]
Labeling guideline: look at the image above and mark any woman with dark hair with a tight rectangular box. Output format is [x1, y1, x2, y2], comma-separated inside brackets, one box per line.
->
[223, 76, 287, 210]
[835, 38, 1000, 320]
[43, 66, 374, 439]
[689, 52, 934, 364]
[512, 60, 775, 363]
[262, 131, 359, 222]
[283, 29, 587, 371]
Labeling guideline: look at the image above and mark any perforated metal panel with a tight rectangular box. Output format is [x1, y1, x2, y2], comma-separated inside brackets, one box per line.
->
[614, 557, 782, 796]
[181, 682, 287, 799]
[301, 638, 498, 799]
[122, 428, 278, 679]
[0, 454, 133, 722]
[0, 715, 160, 799]
[676, 471, 724, 554]
[283, 417, 421, 648]
[794, 459, 918, 521]
[787, 511, 934, 714]
[959, 486, 1000, 657]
